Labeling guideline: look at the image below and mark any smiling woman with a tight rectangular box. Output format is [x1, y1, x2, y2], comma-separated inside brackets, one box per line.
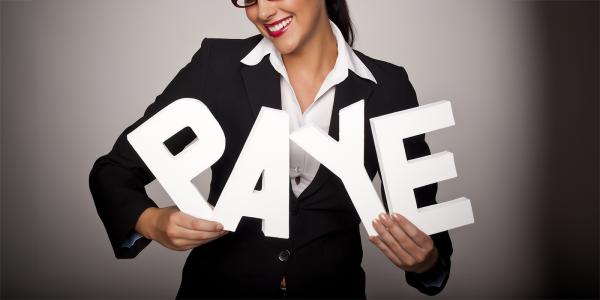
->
[88, 0, 453, 298]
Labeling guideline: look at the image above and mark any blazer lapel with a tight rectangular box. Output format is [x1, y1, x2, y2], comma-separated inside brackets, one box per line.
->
[240, 55, 282, 117]
[296, 71, 377, 201]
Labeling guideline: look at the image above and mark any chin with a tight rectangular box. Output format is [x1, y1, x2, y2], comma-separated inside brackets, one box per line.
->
[273, 42, 296, 55]
[272, 36, 301, 56]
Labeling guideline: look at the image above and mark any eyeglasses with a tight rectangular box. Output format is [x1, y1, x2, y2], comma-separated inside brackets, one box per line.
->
[231, 0, 257, 8]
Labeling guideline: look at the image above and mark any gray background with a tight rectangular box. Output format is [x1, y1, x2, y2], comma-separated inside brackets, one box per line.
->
[1, 0, 598, 298]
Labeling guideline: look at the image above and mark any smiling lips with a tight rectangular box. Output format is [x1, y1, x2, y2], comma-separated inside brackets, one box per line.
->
[264, 16, 292, 38]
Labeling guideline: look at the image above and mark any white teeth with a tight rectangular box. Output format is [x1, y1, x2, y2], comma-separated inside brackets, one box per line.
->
[267, 17, 291, 32]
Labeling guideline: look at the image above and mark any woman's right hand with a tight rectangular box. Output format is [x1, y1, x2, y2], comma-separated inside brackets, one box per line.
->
[135, 206, 228, 251]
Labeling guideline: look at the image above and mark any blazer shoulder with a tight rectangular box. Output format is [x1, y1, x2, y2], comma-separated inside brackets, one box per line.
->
[194, 34, 263, 66]
[353, 49, 411, 86]
[353, 49, 420, 110]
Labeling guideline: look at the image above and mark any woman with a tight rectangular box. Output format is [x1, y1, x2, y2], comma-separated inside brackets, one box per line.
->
[89, 0, 453, 298]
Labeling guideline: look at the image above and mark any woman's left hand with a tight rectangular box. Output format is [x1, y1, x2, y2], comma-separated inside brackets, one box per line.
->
[369, 212, 439, 273]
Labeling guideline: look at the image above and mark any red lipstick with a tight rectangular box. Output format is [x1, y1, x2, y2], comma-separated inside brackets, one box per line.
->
[264, 16, 292, 38]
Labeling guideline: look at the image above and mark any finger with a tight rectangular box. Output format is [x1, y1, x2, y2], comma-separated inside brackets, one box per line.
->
[175, 226, 226, 241]
[392, 213, 433, 249]
[172, 232, 228, 249]
[368, 232, 404, 268]
[190, 231, 229, 245]
[173, 212, 224, 232]
[378, 213, 423, 257]
[171, 238, 207, 250]
[372, 218, 416, 266]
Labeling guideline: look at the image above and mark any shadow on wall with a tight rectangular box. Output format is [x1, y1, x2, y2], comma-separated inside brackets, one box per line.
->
[534, 2, 599, 298]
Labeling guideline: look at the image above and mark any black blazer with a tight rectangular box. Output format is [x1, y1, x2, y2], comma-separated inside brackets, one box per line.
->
[89, 34, 453, 298]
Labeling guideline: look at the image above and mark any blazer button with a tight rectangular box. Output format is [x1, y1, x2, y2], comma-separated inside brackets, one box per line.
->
[278, 250, 291, 262]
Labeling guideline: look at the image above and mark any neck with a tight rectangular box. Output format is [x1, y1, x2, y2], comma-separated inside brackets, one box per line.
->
[282, 19, 338, 78]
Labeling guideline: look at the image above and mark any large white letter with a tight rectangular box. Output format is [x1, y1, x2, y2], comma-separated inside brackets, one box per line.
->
[212, 107, 290, 239]
[370, 100, 474, 235]
[289, 100, 385, 236]
[127, 98, 225, 220]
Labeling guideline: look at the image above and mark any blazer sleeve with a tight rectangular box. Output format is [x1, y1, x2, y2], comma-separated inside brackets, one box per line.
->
[379, 66, 454, 296]
[88, 38, 212, 259]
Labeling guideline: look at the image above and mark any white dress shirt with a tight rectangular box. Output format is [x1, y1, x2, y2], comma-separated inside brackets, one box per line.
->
[241, 20, 377, 198]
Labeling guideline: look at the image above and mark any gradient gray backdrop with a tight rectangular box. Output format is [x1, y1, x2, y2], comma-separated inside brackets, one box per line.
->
[1, 0, 598, 298]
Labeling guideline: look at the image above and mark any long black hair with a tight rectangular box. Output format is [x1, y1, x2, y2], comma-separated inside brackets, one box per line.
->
[325, 0, 355, 46]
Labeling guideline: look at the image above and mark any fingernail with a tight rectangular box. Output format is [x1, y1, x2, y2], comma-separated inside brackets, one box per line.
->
[380, 213, 390, 223]
[216, 224, 223, 231]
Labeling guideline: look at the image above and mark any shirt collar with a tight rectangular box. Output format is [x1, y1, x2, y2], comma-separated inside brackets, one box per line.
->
[240, 20, 377, 85]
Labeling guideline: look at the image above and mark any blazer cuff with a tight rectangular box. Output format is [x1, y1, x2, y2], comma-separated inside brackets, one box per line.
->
[119, 231, 144, 248]
[109, 202, 156, 259]
[114, 233, 152, 259]
[405, 253, 451, 296]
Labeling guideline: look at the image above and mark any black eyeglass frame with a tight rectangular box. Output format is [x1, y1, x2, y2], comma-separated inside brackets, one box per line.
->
[231, 0, 257, 8]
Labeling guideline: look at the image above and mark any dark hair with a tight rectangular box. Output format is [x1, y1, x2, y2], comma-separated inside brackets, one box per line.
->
[325, 0, 355, 46]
